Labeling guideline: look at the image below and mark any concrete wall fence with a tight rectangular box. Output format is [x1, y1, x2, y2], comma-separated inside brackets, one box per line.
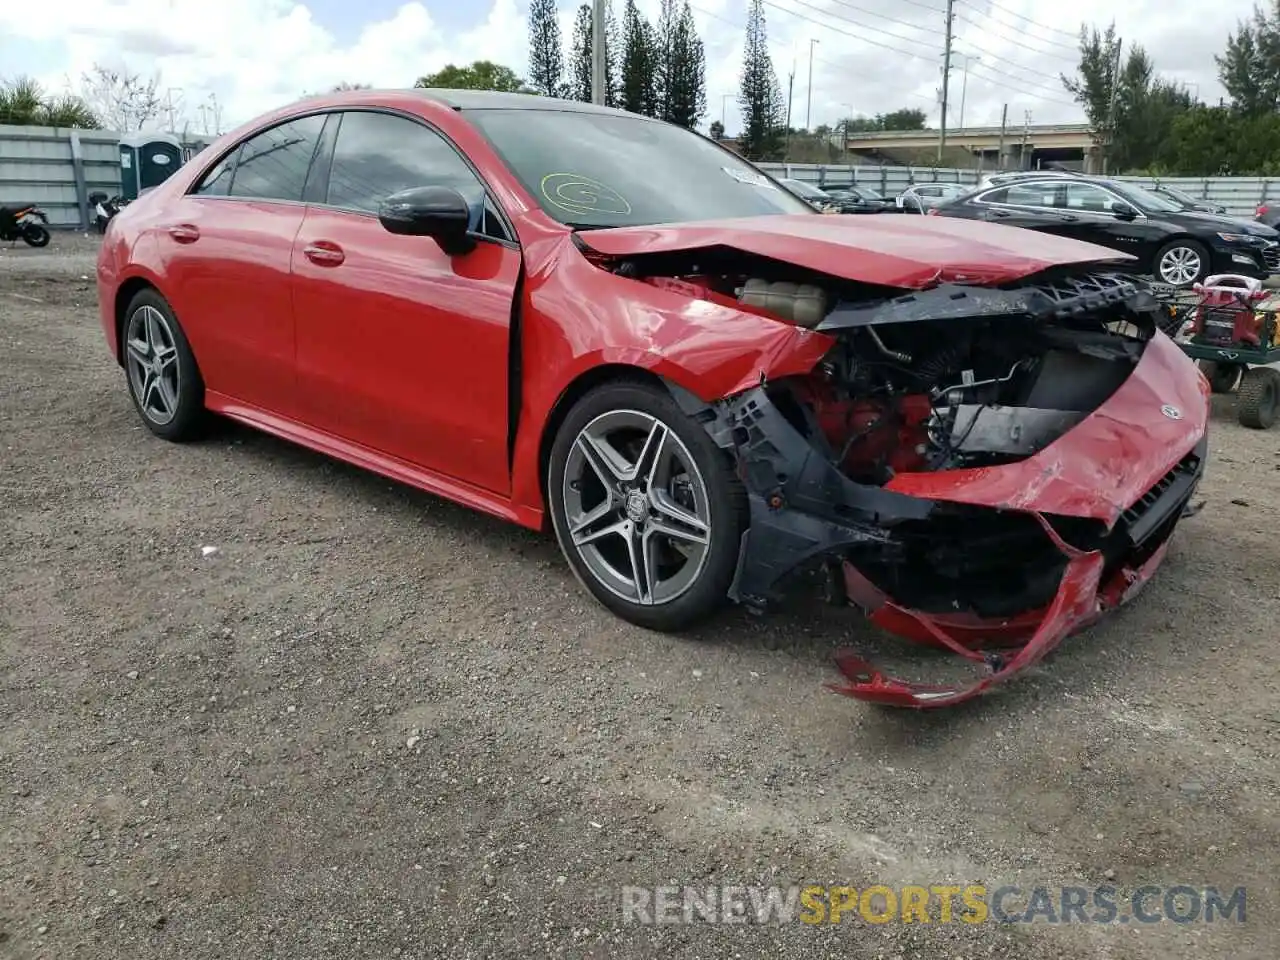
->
[2, 124, 1278, 227]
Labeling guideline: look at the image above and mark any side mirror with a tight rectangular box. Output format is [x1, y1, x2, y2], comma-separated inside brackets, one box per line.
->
[1112, 202, 1138, 221]
[378, 186, 476, 256]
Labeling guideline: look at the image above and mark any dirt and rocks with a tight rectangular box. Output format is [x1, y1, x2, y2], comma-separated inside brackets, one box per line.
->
[1, 232, 1277, 959]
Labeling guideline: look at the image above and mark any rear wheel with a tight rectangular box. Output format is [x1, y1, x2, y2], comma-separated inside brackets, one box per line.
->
[1199, 359, 1242, 394]
[21, 223, 50, 248]
[1238, 366, 1280, 429]
[122, 289, 207, 441]
[546, 380, 747, 632]
[1153, 239, 1209, 287]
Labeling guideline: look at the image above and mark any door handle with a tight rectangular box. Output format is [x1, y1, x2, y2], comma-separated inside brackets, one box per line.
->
[167, 223, 199, 243]
[303, 242, 345, 266]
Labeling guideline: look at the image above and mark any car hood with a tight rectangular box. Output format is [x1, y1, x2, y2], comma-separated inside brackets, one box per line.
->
[1155, 209, 1278, 236]
[579, 214, 1135, 289]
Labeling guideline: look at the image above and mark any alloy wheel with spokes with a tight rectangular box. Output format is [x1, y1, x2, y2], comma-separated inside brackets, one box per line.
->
[562, 409, 713, 607]
[126, 304, 181, 425]
[1156, 244, 1203, 286]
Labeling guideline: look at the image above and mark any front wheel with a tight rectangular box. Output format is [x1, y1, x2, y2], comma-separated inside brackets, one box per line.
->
[1238, 366, 1280, 429]
[21, 223, 50, 248]
[546, 380, 747, 632]
[1153, 239, 1208, 287]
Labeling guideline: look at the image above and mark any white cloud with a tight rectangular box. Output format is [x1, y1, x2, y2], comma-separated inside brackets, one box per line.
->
[0, 0, 1258, 134]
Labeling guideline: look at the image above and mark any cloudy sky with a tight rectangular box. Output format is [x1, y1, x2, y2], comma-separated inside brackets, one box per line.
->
[0, 0, 1259, 135]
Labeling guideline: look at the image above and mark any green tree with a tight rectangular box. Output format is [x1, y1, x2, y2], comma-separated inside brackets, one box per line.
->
[842, 108, 928, 133]
[528, 0, 565, 97]
[620, 0, 659, 116]
[737, 0, 784, 159]
[708, 119, 724, 139]
[331, 81, 371, 91]
[1060, 23, 1123, 154]
[415, 61, 532, 92]
[657, 1, 705, 128]
[1216, 4, 1280, 114]
[0, 76, 99, 128]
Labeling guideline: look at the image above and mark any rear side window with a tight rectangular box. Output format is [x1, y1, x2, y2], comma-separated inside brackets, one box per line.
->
[221, 114, 326, 202]
[325, 111, 486, 215]
[194, 151, 237, 196]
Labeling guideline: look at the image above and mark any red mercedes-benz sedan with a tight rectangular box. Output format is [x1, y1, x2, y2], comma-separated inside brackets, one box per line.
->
[96, 89, 1209, 707]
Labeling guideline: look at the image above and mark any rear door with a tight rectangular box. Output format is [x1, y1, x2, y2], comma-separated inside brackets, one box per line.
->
[968, 182, 1073, 231]
[156, 113, 328, 418]
[290, 109, 521, 495]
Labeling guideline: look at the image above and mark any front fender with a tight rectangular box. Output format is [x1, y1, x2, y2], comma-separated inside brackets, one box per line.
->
[507, 233, 834, 520]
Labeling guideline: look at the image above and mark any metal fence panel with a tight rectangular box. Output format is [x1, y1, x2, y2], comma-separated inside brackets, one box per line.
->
[0, 125, 124, 228]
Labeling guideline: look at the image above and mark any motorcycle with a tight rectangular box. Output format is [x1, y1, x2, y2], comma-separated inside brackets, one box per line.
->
[0, 204, 51, 247]
[89, 192, 127, 234]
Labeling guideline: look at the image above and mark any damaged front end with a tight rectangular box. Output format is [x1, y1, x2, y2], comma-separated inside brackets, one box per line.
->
[649, 264, 1209, 707]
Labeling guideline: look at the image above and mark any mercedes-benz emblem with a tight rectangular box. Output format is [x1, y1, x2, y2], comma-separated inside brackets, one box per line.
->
[1161, 404, 1183, 420]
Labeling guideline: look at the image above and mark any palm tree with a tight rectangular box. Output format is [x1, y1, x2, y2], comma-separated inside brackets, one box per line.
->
[0, 76, 100, 128]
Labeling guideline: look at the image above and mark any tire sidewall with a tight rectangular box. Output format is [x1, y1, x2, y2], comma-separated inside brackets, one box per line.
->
[23, 224, 50, 248]
[1153, 239, 1209, 287]
[546, 380, 745, 631]
[123, 289, 206, 441]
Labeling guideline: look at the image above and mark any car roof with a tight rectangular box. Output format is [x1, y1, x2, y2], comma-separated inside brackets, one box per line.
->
[291, 86, 648, 118]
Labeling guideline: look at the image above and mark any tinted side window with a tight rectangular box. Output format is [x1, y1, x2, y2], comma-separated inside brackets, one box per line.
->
[1003, 184, 1058, 208]
[326, 111, 486, 216]
[226, 114, 326, 202]
[194, 149, 238, 196]
[1060, 183, 1117, 212]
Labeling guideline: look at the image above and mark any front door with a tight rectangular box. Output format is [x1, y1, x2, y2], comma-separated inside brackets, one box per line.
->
[290, 109, 520, 496]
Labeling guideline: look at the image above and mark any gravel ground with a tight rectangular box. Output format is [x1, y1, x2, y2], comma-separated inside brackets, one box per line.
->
[1, 232, 1278, 960]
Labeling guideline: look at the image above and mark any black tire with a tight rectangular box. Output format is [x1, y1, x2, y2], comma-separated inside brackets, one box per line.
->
[121, 288, 207, 441]
[1238, 366, 1280, 429]
[1152, 238, 1209, 287]
[1199, 359, 1242, 394]
[546, 379, 747, 632]
[22, 224, 50, 248]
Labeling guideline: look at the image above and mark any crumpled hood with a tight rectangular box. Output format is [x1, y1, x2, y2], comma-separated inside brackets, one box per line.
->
[579, 213, 1136, 288]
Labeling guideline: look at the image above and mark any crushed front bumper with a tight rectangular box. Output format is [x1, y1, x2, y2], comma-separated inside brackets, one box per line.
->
[673, 380, 1207, 710]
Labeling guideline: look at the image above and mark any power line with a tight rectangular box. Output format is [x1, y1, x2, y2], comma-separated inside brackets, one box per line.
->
[954, 11, 1079, 63]
[956, 0, 1080, 48]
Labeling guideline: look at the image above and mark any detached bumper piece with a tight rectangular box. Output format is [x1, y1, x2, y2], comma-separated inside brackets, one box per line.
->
[706, 386, 1206, 710]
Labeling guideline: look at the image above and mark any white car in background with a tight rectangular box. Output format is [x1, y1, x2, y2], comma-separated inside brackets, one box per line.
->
[896, 182, 968, 213]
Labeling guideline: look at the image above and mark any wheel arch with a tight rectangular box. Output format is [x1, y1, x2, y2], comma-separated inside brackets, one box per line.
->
[113, 275, 160, 366]
[535, 363, 665, 511]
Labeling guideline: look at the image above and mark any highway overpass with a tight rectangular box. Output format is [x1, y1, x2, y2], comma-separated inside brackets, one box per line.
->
[844, 123, 1098, 170]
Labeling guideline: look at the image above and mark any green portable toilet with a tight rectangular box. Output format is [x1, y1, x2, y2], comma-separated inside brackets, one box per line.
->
[119, 132, 183, 200]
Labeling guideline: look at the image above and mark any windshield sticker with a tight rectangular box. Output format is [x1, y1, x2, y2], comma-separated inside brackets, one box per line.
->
[540, 173, 632, 216]
[722, 167, 775, 189]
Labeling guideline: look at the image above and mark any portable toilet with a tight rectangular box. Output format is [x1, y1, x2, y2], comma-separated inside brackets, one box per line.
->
[119, 132, 183, 200]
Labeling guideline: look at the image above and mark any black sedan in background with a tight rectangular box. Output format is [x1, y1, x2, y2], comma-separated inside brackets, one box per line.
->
[778, 178, 889, 214]
[932, 174, 1279, 286]
[825, 184, 896, 213]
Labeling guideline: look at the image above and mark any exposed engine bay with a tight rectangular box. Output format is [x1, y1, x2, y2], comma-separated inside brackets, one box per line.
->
[606, 248, 1158, 487]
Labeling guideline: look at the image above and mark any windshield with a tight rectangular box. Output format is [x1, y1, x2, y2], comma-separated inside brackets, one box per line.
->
[465, 109, 814, 228]
[1156, 185, 1199, 208]
[1108, 181, 1185, 214]
[781, 179, 830, 200]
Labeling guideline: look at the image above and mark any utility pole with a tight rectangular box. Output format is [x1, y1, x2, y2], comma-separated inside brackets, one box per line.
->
[784, 62, 795, 160]
[1103, 37, 1123, 174]
[996, 103, 1007, 170]
[938, 0, 955, 162]
[1020, 109, 1031, 169]
[958, 55, 978, 130]
[591, 0, 606, 106]
[805, 38, 819, 131]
